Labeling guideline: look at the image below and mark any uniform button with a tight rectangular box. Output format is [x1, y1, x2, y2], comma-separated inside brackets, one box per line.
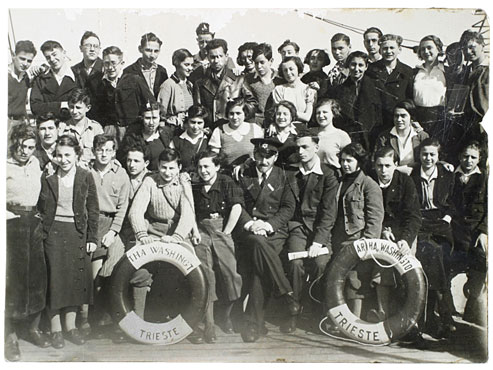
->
[253, 207, 256, 211]
[253, 217, 257, 221]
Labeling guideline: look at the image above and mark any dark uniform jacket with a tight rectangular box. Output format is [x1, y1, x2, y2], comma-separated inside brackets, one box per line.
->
[370, 170, 422, 246]
[71, 58, 104, 90]
[286, 163, 339, 246]
[237, 165, 295, 232]
[30, 70, 77, 120]
[38, 167, 99, 243]
[123, 59, 169, 99]
[366, 59, 413, 129]
[193, 67, 258, 127]
[86, 73, 156, 127]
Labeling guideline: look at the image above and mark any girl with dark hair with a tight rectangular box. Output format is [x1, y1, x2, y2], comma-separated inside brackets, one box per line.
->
[301, 49, 330, 98]
[331, 142, 384, 318]
[412, 35, 447, 139]
[272, 56, 316, 123]
[6, 125, 50, 361]
[37, 135, 99, 349]
[237, 42, 258, 76]
[374, 100, 429, 175]
[170, 104, 210, 174]
[265, 100, 305, 167]
[209, 97, 264, 169]
[158, 48, 194, 127]
[191, 150, 244, 343]
[333, 50, 383, 151]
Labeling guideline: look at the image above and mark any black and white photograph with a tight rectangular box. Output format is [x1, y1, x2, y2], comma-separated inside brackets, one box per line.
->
[2, 4, 489, 364]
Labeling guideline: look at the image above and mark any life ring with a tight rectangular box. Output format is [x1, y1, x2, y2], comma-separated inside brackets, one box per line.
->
[109, 241, 208, 345]
[325, 238, 426, 345]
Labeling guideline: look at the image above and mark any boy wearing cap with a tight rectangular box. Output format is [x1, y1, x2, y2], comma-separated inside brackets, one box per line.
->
[236, 137, 297, 343]
[193, 38, 257, 128]
[281, 129, 339, 334]
[123, 32, 168, 99]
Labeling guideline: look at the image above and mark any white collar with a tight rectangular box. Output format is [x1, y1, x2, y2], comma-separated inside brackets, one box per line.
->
[223, 121, 251, 136]
[8, 64, 27, 82]
[179, 130, 205, 144]
[455, 166, 481, 176]
[51, 64, 75, 82]
[390, 126, 418, 140]
[298, 156, 323, 176]
[420, 166, 438, 182]
[103, 69, 123, 84]
[378, 178, 392, 189]
[255, 167, 274, 181]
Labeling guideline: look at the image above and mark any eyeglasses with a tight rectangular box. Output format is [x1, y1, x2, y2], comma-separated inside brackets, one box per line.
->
[103, 60, 123, 69]
[82, 43, 100, 50]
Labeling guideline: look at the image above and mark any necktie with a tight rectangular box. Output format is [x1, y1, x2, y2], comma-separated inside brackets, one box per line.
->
[260, 173, 267, 188]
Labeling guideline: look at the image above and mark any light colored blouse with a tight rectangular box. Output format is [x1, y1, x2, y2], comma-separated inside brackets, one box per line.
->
[6, 155, 42, 207]
[272, 80, 316, 117]
[413, 63, 447, 107]
[317, 127, 351, 168]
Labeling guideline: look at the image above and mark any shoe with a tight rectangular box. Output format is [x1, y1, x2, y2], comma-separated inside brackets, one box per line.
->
[51, 331, 65, 349]
[259, 324, 269, 337]
[188, 330, 204, 344]
[91, 325, 107, 340]
[80, 322, 91, 337]
[29, 329, 51, 348]
[280, 315, 297, 334]
[5, 340, 21, 362]
[285, 294, 302, 316]
[436, 322, 457, 339]
[241, 323, 259, 343]
[367, 309, 386, 323]
[223, 317, 234, 334]
[204, 325, 217, 344]
[66, 329, 86, 345]
[112, 328, 127, 344]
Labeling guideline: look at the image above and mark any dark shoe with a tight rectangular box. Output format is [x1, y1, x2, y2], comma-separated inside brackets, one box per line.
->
[367, 309, 386, 323]
[29, 329, 51, 348]
[204, 325, 217, 344]
[112, 328, 127, 344]
[91, 325, 107, 340]
[285, 294, 302, 316]
[223, 317, 234, 334]
[5, 340, 21, 362]
[188, 330, 204, 344]
[66, 328, 86, 345]
[51, 331, 65, 349]
[80, 322, 91, 338]
[241, 323, 259, 343]
[280, 315, 298, 334]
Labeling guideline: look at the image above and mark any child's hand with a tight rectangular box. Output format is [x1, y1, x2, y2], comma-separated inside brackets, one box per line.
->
[308, 81, 320, 91]
[139, 236, 155, 245]
[102, 230, 117, 248]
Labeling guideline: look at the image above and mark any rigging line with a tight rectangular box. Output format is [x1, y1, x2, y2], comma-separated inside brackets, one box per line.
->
[299, 10, 421, 45]
[8, 9, 16, 46]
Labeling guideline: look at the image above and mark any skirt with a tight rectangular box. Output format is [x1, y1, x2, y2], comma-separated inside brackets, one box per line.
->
[6, 210, 47, 319]
[44, 221, 93, 310]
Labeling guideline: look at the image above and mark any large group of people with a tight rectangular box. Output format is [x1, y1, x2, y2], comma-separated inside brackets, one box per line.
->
[6, 20, 488, 362]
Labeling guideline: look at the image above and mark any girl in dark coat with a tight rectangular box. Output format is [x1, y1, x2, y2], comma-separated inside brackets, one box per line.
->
[38, 135, 99, 349]
[6, 125, 50, 361]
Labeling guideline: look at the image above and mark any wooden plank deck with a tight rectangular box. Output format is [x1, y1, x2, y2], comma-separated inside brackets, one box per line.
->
[11, 274, 487, 363]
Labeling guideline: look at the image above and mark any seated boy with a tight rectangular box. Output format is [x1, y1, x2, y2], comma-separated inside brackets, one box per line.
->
[58, 88, 104, 169]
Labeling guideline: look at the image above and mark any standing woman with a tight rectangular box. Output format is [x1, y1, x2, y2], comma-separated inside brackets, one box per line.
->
[272, 56, 317, 124]
[38, 135, 99, 349]
[158, 48, 194, 128]
[411, 35, 447, 139]
[330, 143, 384, 318]
[6, 125, 50, 361]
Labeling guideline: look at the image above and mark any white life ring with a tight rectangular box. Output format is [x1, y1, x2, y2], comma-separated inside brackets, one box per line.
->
[325, 238, 426, 345]
[109, 241, 208, 345]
